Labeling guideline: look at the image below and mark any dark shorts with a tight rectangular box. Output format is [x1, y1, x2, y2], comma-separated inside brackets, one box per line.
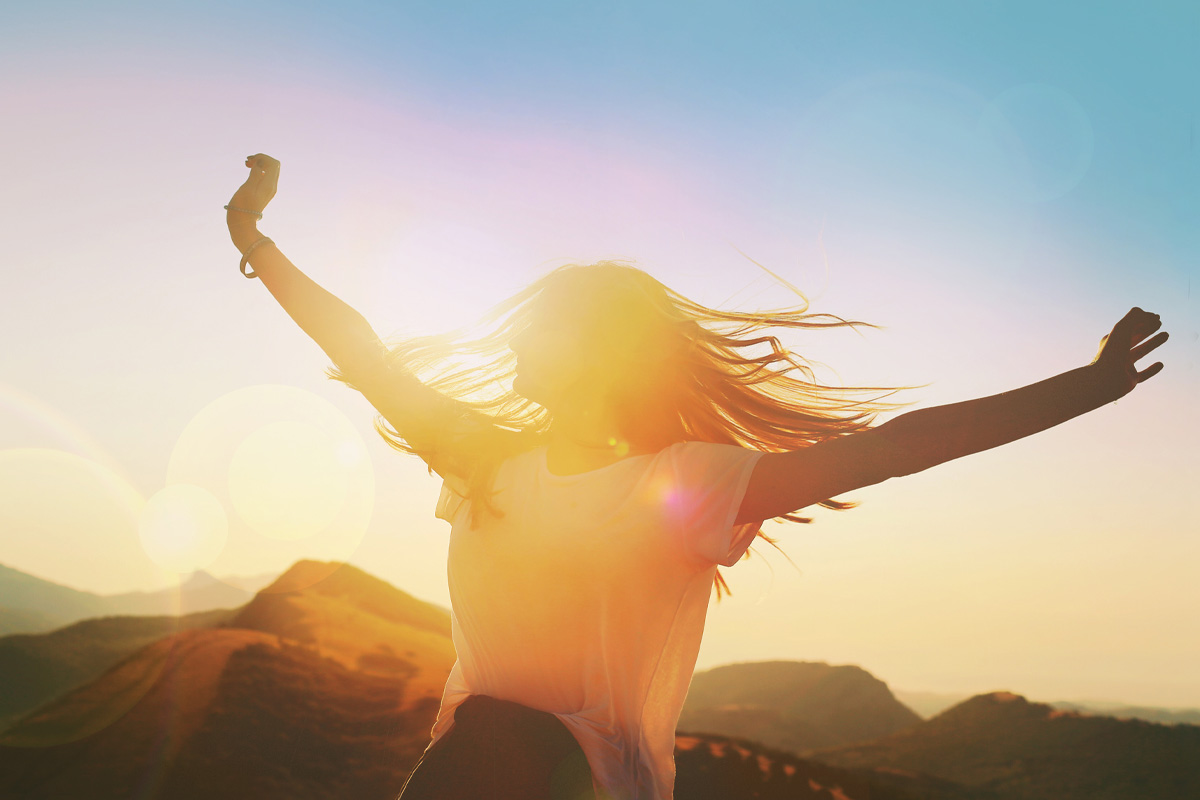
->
[397, 693, 597, 800]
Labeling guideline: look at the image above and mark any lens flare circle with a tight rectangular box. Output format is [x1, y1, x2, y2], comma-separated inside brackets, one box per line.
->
[165, 384, 375, 579]
[976, 82, 1094, 203]
[228, 419, 351, 541]
[138, 483, 228, 573]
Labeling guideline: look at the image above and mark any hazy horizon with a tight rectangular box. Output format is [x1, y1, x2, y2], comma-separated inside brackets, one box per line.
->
[2, 0, 1196, 709]
[3, 556, 1196, 716]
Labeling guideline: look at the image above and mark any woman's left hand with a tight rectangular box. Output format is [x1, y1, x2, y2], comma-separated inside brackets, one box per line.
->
[1090, 306, 1168, 401]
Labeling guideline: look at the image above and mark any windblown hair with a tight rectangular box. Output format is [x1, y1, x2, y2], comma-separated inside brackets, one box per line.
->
[328, 258, 925, 601]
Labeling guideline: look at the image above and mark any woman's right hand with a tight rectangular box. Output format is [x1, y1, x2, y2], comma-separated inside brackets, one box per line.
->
[1090, 306, 1167, 401]
[228, 153, 281, 219]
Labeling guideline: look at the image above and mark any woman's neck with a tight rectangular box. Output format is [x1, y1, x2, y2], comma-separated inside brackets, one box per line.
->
[545, 398, 641, 473]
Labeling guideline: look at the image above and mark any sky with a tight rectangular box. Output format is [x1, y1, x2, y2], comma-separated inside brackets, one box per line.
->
[1, 0, 1197, 709]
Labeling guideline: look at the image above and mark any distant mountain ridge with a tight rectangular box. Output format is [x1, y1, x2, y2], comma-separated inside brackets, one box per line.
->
[0, 562, 116, 635]
[0, 558, 989, 800]
[894, 688, 1200, 727]
[1, 559, 1196, 799]
[1048, 699, 1200, 727]
[679, 664, 1200, 799]
[0, 606, 64, 638]
[806, 690, 1200, 800]
[0, 562, 269, 636]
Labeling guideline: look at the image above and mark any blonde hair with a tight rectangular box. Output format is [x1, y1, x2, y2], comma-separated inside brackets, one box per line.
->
[328, 259, 923, 601]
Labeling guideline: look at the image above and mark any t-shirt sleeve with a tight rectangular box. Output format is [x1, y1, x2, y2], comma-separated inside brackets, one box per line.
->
[663, 441, 767, 569]
[434, 470, 470, 525]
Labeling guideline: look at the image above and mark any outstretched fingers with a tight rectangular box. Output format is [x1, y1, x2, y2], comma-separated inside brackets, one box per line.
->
[1130, 330, 1169, 362]
[1137, 361, 1164, 383]
[1122, 308, 1167, 384]
[1097, 307, 1168, 391]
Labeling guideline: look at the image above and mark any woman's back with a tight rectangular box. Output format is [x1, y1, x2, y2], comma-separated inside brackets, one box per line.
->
[427, 441, 766, 800]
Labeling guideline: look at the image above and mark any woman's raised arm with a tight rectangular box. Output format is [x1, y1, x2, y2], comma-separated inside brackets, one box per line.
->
[735, 307, 1168, 525]
[225, 153, 512, 484]
[226, 154, 384, 375]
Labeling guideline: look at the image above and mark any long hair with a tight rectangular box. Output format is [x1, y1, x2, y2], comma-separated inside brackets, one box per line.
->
[327, 258, 925, 601]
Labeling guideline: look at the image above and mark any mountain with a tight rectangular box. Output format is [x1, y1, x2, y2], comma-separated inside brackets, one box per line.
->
[679, 660, 923, 752]
[4, 560, 1192, 799]
[213, 570, 282, 595]
[0, 607, 237, 733]
[0, 559, 455, 800]
[1048, 699, 1200, 727]
[0, 563, 111, 634]
[226, 558, 456, 703]
[0, 629, 441, 799]
[0, 562, 264, 636]
[804, 690, 1200, 800]
[0, 606, 68, 638]
[89, 569, 260, 617]
[893, 688, 1200, 728]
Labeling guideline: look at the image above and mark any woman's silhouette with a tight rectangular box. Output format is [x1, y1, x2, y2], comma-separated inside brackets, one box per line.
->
[226, 154, 1168, 800]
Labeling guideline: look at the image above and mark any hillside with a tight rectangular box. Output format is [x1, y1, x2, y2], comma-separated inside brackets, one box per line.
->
[0, 606, 68, 638]
[0, 626, 439, 799]
[680, 660, 922, 752]
[0, 560, 455, 799]
[0, 563, 113, 633]
[1049, 699, 1200, 727]
[0, 607, 236, 733]
[227, 559, 456, 704]
[805, 690, 1200, 800]
[2, 560, 1193, 799]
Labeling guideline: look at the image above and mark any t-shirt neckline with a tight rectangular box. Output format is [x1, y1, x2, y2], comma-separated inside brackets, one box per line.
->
[538, 444, 659, 481]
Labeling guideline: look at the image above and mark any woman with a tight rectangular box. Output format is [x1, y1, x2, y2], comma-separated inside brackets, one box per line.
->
[226, 154, 1167, 800]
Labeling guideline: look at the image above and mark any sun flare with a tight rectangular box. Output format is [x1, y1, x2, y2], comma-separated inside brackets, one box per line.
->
[138, 483, 228, 573]
[228, 419, 353, 541]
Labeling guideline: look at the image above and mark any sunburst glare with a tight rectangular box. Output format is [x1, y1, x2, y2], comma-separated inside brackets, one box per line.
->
[228, 419, 352, 541]
[138, 483, 228, 573]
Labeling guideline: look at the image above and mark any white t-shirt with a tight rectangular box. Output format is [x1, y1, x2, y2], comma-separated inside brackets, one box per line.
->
[422, 439, 767, 800]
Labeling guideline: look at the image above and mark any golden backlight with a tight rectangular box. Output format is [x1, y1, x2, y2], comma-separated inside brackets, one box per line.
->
[228, 419, 351, 541]
[0, 448, 165, 593]
[165, 385, 375, 581]
[138, 484, 228, 573]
